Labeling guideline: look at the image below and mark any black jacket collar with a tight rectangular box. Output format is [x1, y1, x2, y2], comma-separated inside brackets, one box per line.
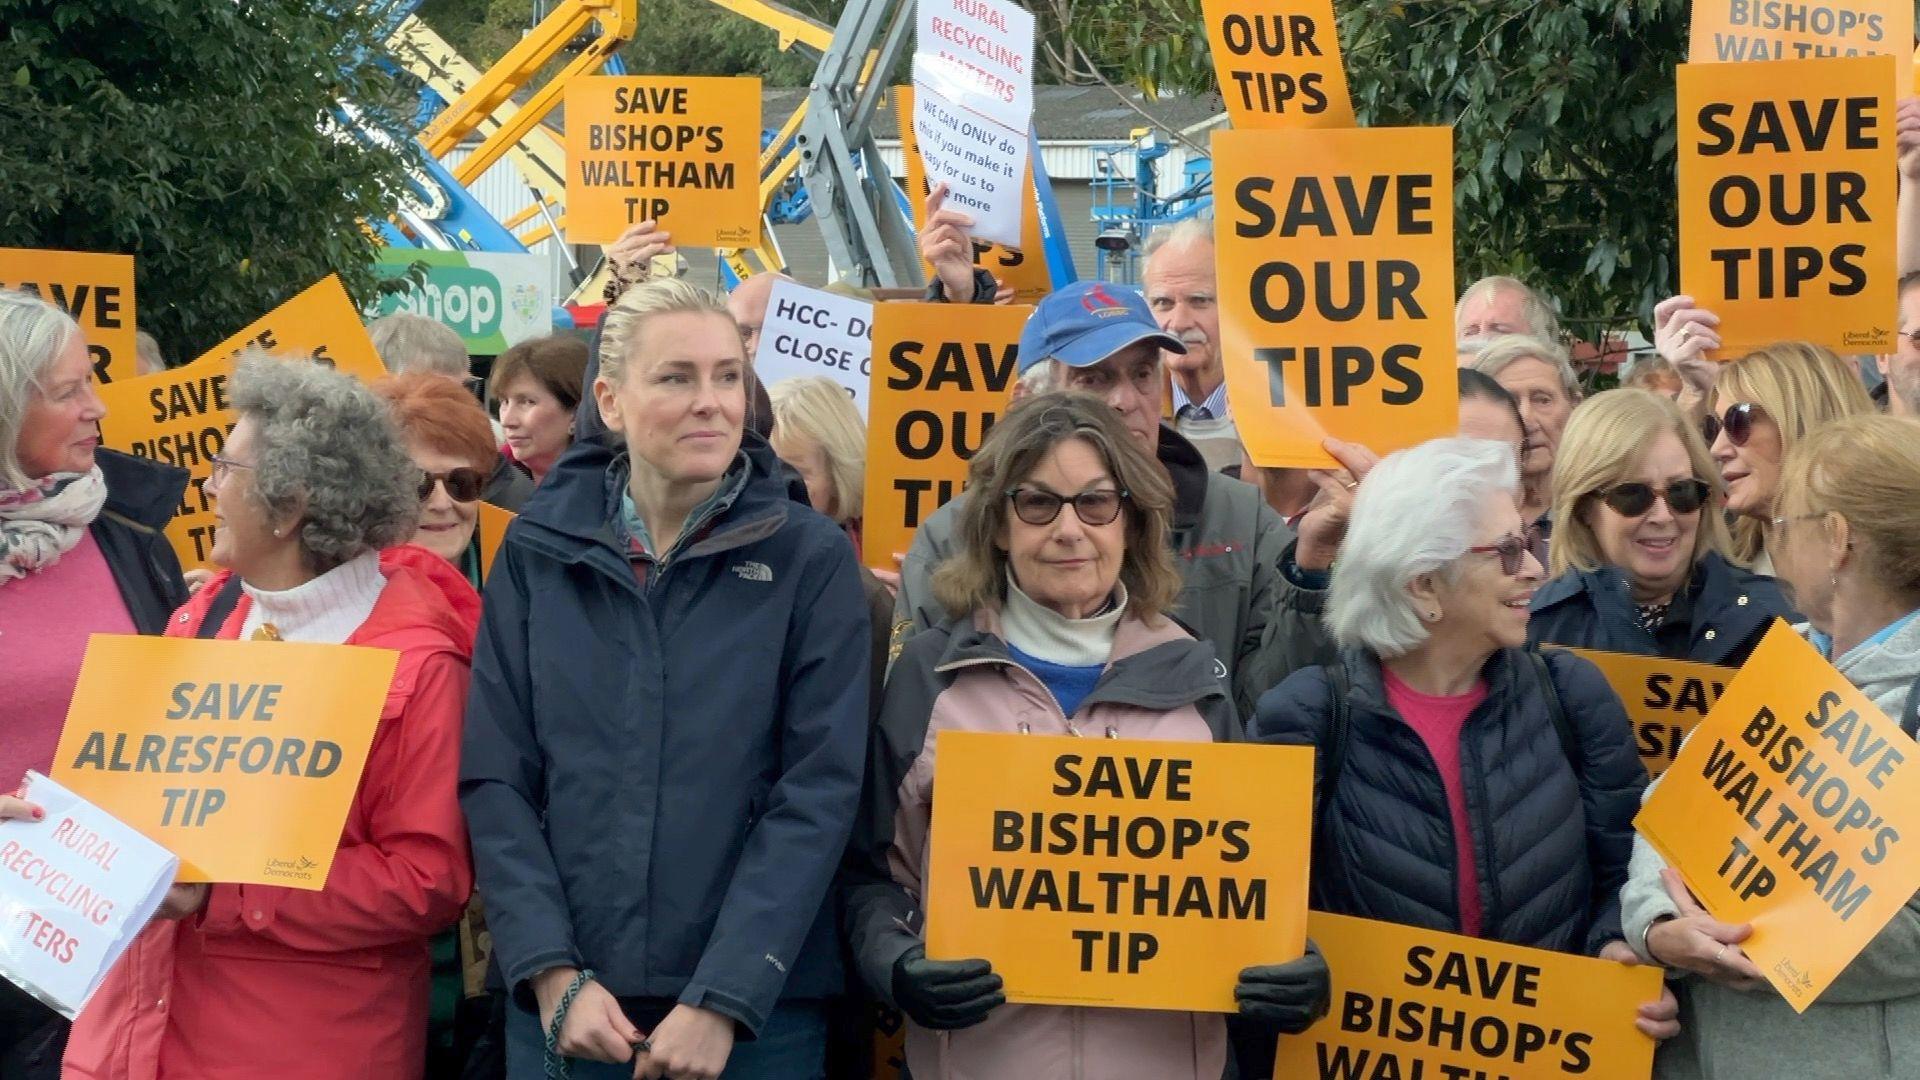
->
[96, 448, 188, 530]
[1156, 423, 1208, 532]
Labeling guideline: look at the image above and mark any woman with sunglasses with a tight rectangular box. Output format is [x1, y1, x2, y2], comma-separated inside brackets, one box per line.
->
[1528, 390, 1792, 668]
[376, 372, 507, 589]
[1253, 438, 1675, 1040]
[1622, 414, 1920, 1080]
[1703, 342, 1874, 574]
[847, 392, 1332, 1080]
[67, 354, 477, 1080]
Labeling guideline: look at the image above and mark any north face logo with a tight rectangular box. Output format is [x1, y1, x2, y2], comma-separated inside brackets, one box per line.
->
[731, 561, 773, 583]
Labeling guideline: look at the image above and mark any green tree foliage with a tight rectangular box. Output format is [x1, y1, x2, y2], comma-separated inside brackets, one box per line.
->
[416, 0, 835, 83]
[1065, 0, 1689, 337]
[0, 0, 420, 363]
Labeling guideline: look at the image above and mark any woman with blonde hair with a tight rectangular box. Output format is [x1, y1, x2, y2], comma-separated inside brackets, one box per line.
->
[846, 392, 1331, 1080]
[1704, 341, 1874, 572]
[766, 375, 866, 550]
[1528, 389, 1791, 667]
[1623, 414, 1920, 1079]
[464, 278, 869, 1080]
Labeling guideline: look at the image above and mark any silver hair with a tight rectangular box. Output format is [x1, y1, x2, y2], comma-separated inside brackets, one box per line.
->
[1470, 333, 1581, 401]
[135, 331, 167, 376]
[0, 289, 84, 490]
[1142, 216, 1214, 260]
[367, 312, 470, 377]
[1327, 437, 1520, 658]
[1455, 275, 1560, 340]
[1018, 361, 1055, 396]
[230, 352, 420, 571]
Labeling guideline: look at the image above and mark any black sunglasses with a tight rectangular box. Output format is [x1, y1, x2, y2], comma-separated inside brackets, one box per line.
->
[1700, 402, 1762, 448]
[1595, 478, 1711, 518]
[418, 468, 487, 504]
[1466, 526, 1538, 576]
[1006, 487, 1129, 527]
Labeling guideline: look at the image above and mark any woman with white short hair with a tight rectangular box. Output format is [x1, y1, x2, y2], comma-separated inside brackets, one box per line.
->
[1252, 438, 1676, 1039]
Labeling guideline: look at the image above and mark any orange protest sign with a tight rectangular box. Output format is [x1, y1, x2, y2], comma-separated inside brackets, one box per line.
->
[1276, 911, 1660, 1079]
[1561, 648, 1735, 778]
[925, 731, 1313, 1012]
[95, 276, 388, 570]
[1213, 125, 1457, 468]
[861, 302, 1028, 572]
[896, 84, 1051, 305]
[1636, 622, 1920, 1011]
[476, 502, 516, 583]
[564, 76, 761, 247]
[52, 635, 399, 889]
[0, 248, 137, 384]
[1691, 0, 1911, 95]
[1203, 0, 1356, 129]
[1677, 56, 1898, 358]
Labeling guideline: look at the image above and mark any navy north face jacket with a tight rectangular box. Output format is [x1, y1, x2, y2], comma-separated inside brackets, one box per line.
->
[1252, 647, 1645, 956]
[460, 431, 870, 1036]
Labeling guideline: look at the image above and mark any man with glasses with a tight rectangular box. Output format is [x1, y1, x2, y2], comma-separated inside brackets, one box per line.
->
[892, 281, 1337, 715]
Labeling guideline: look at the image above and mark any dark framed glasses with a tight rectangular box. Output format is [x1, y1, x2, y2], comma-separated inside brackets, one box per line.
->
[1596, 478, 1711, 518]
[1700, 402, 1762, 447]
[1466, 526, 1538, 576]
[1006, 487, 1129, 527]
[418, 468, 487, 504]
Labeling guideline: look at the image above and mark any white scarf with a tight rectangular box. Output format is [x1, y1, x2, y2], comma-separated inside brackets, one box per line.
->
[0, 467, 108, 585]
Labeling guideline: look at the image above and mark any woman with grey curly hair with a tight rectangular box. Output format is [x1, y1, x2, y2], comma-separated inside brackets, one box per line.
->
[66, 353, 480, 1080]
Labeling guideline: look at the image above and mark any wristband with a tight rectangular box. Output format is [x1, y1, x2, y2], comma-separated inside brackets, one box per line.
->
[544, 967, 598, 1080]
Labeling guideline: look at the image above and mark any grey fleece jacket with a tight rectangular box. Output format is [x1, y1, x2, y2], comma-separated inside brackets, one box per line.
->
[1621, 616, 1920, 1080]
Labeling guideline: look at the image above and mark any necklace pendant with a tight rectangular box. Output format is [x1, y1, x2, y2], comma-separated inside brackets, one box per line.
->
[251, 623, 282, 642]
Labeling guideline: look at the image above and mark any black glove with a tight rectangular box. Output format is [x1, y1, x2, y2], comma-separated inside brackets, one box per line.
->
[891, 944, 1005, 1030]
[1235, 940, 1331, 1035]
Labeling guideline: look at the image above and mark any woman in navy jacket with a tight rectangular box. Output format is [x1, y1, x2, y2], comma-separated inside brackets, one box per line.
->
[1527, 390, 1791, 667]
[461, 279, 870, 1080]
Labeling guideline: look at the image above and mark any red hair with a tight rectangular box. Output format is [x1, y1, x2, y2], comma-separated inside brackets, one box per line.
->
[372, 373, 497, 473]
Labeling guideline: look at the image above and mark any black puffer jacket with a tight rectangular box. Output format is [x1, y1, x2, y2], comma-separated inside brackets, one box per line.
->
[1251, 648, 1645, 956]
[1527, 552, 1791, 667]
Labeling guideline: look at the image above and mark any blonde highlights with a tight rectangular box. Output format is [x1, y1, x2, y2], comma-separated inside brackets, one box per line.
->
[1548, 389, 1730, 577]
[1776, 414, 1920, 602]
[597, 278, 737, 386]
[768, 375, 866, 523]
[1715, 341, 1874, 564]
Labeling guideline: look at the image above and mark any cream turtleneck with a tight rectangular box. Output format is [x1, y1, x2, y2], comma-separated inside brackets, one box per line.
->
[238, 551, 386, 644]
[1001, 572, 1127, 667]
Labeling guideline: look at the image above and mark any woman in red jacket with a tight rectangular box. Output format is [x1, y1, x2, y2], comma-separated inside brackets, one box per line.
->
[64, 354, 477, 1080]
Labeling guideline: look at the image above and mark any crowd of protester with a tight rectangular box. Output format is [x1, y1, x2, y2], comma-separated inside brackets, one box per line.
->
[4, 175, 1920, 1080]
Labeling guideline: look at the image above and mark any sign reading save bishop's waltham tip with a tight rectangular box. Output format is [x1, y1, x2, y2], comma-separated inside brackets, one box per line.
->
[564, 76, 762, 247]
[1636, 621, 1920, 1011]
[53, 635, 399, 889]
[1275, 912, 1661, 1080]
[860, 302, 1027, 572]
[925, 732, 1312, 1012]
[1690, 0, 1911, 95]
[1213, 125, 1458, 469]
[1562, 648, 1734, 777]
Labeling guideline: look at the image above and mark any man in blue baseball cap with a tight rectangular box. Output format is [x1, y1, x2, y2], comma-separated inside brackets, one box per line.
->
[890, 277, 1333, 716]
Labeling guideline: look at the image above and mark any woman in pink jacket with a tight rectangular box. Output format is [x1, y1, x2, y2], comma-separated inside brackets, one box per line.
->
[63, 355, 475, 1079]
[844, 393, 1330, 1080]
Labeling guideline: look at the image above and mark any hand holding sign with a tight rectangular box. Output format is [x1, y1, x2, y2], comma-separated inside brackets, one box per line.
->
[921, 183, 982, 302]
[1644, 867, 1768, 992]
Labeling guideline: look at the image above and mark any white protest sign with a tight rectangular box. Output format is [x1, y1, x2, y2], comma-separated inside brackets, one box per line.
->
[912, 0, 1036, 247]
[0, 772, 175, 1019]
[753, 280, 874, 417]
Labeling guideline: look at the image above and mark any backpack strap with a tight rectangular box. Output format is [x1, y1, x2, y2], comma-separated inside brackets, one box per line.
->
[1317, 657, 1353, 846]
[1528, 648, 1580, 772]
[195, 577, 246, 640]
